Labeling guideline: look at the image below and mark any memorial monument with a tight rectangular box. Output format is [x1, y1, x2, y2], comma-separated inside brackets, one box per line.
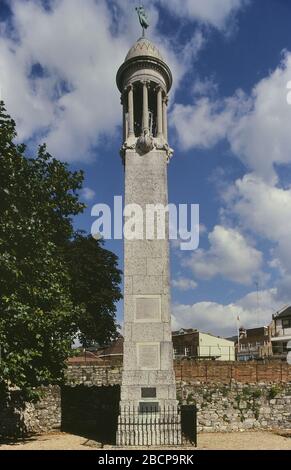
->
[116, 7, 181, 446]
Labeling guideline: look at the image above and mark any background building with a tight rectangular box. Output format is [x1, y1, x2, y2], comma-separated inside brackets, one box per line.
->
[237, 327, 272, 361]
[271, 306, 291, 359]
[172, 329, 235, 361]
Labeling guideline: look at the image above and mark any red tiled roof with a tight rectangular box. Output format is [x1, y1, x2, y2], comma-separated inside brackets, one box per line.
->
[98, 337, 124, 357]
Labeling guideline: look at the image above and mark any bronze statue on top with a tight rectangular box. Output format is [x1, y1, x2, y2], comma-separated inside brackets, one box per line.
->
[136, 6, 149, 37]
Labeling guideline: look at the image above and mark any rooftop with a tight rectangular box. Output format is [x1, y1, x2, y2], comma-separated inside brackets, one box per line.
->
[274, 306, 291, 319]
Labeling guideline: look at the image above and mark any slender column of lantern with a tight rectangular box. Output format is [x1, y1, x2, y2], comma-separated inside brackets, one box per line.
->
[162, 94, 168, 142]
[124, 109, 129, 140]
[128, 84, 134, 137]
[121, 91, 128, 141]
[157, 86, 163, 138]
[142, 81, 149, 134]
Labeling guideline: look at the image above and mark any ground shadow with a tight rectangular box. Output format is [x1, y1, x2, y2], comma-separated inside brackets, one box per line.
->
[0, 390, 29, 442]
[0, 435, 39, 446]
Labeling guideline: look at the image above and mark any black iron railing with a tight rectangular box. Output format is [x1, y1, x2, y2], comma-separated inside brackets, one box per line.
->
[117, 405, 181, 446]
[115, 404, 197, 447]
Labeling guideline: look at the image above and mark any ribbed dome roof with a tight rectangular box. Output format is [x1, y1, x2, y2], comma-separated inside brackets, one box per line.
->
[125, 37, 164, 62]
[116, 36, 172, 93]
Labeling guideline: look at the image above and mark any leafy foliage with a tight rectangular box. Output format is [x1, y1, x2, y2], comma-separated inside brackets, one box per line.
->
[65, 234, 122, 347]
[0, 102, 121, 398]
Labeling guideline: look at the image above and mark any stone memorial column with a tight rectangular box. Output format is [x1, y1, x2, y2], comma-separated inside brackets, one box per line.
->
[116, 35, 180, 446]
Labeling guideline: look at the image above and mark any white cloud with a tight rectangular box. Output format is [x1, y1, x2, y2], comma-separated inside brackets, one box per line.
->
[223, 173, 291, 275]
[224, 174, 291, 243]
[229, 51, 291, 183]
[0, 0, 129, 161]
[276, 275, 291, 303]
[183, 225, 263, 285]
[172, 277, 198, 291]
[192, 77, 218, 97]
[171, 51, 291, 183]
[158, 0, 248, 30]
[181, 29, 206, 63]
[170, 96, 236, 150]
[0, 0, 248, 163]
[171, 50, 291, 291]
[199, 223, 208, 235]
[82, 187, 96, 201]
[172, 288, 283, 337]
[171, 51, 291, 290]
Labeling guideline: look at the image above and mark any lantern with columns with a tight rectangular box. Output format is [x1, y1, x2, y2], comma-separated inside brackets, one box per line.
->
[117, 37, 173, 159]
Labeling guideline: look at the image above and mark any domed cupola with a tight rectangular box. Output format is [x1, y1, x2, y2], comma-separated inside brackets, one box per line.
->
[125, 36, 165, 62]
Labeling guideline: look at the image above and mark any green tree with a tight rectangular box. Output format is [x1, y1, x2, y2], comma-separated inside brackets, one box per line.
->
[0, 102, 122, 398]
[0, 102, 82, 398]
[65, 234, 122, 347]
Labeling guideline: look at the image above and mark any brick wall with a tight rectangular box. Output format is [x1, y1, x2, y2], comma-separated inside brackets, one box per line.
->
[65, 360, 291, 386]
[174, 360, 291, 384]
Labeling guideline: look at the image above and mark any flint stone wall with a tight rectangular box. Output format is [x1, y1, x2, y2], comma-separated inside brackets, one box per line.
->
[0, 386, 61, 438]
[179, 382, 291, 433]
[1, 362, 291, 438]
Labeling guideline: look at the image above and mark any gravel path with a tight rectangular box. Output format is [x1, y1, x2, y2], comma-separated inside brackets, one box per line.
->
[197, 431, 291, 450]
[0, 431, 291, 451]
[0, 433, 90, 451]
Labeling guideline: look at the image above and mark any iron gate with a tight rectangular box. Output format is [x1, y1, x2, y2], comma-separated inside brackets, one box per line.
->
[181, 404, 197, 447]
[96, 403, 119, 445]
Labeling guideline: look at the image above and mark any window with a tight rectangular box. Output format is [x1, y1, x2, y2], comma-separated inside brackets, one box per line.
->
[273, 342, 288, 354]
[282, 342, 288, 352]
[173, 346, 184, 356]
[282, 319, 291, 329]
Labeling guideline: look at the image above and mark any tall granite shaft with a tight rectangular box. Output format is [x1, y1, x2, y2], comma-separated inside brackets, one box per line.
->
[116, 37, 180, 446]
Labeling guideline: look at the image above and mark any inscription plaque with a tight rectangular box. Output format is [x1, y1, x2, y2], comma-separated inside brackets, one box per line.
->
[135, 297, 160, 321]
[141, 387, 157, 398]
[137, 343, 160, 370]
[139, 402, 159, 413]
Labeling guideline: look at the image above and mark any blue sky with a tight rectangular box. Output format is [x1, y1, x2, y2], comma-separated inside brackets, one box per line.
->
[1, 0, 291, 336]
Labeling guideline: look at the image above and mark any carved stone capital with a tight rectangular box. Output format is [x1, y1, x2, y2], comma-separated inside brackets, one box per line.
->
[154, 140, 174, 162]
[163, 95, 169, 105]
[120, 139, 137, 163]
[123, 139, 136, 150]
[154, 84, 162, 93]
[166, 146, 174, 162]
[141, 79, 150, 87]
